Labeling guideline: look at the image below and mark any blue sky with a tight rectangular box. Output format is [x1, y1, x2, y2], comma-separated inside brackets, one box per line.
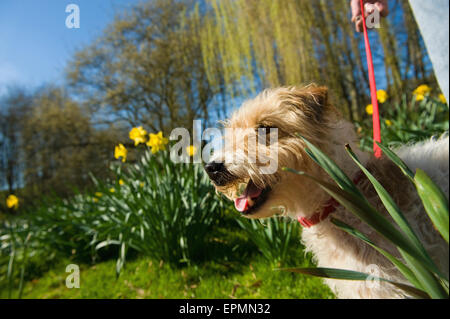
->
[0, 0, 140, 95]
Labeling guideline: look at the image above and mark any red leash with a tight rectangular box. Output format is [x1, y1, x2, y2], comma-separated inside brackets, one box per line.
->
[360, 0, 382, 158]
[298, 3, 383, 228]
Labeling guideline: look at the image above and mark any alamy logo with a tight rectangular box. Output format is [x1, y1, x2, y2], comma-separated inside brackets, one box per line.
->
[66, 264, 80, 288]
[168, 120, 279, 175]
[65, 4, 80, 29]
[366, 7, 381, 29]
[365, 264, 381, 289]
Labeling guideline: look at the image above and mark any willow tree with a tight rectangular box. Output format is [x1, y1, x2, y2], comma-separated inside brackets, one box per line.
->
[398, 0, 427, 82]
[198, 0, 431, 120]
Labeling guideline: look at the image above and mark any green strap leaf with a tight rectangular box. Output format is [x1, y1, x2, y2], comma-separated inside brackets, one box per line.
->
[345, 145, 442, 278]
[414, 168, 449, 244]
[400, 250, 448, 299]
[330, 217, 423, 291]
[375, 142, 414, 179]
[291, 137, 447, 279]
[276, 267, 430, 299]
[298, 134, 362, 197]
[283, 168, 444, 279]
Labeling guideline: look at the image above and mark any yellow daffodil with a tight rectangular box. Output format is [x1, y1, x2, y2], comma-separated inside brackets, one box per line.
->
[439, 93, 447, 104]
[129, 126, 148, 146]
[365, 104, 373, 115]
[109, 188, 115, 193]
[186, 145, 197, 156]
[139, 182, 145, 188]
[119, 179, 124, 186]
[95, 192, 103, 198]
[415, 94, 425, 101]
[93, 197, 99, 203]
[147, 131, 169, 154]
[413, 84, 432, 100]
[377, 90, 388, 103]
[6, 195, 19, 210]
[385, 119, 392, 127]
[114, 144, 128, 162]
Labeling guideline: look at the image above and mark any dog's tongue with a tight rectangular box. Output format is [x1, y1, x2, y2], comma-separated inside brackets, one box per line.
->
[234, 180, 262, 212]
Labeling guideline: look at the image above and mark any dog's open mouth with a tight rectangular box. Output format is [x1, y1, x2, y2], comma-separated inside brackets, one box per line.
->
[234, 180, 271, 215]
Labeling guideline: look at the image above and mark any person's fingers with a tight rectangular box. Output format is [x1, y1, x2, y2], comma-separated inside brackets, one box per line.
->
[364, 3, 376, 16]
[355, 15, 363, 32]
[352, 0, 389, 32]
[375, 1, 389, 17]
[352, 0, 373, 32]
[351, 0, 362, 21]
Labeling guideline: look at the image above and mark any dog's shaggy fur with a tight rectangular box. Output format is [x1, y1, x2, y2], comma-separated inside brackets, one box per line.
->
[207, 85, 449, 298]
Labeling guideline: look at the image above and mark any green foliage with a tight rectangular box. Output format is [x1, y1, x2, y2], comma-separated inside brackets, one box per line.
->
[4, 148, 224, 266]
[278, 267, 428, 299]
[414, 169, 449, 243]
[88, 149, 224, 270]
[235, 215, 302, 266]
[283, 136, 449, 299]
[356, 94, 449, 152]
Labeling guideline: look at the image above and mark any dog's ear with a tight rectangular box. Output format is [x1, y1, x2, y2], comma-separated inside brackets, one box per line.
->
[288, 85, 332, 124]
[306, 86, 328, 111]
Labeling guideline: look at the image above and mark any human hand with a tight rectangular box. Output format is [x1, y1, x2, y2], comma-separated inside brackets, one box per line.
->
[351, 0, 389, 32]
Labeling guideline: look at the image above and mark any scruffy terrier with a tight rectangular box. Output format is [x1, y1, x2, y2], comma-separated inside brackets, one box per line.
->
[204, 84, 449, 298]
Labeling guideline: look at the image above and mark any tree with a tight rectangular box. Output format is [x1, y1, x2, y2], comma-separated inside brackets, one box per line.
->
[198, 0, 433, 120]
[67, 0, 222, 135]
[0, 87, 32, 193]
[20, 86, 120, 200]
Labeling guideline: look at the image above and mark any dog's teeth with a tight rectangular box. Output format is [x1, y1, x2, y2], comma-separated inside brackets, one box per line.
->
[247, 197, 255, 207]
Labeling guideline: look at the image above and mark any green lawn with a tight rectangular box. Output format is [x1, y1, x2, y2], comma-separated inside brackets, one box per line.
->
[1, 256, 334, 299]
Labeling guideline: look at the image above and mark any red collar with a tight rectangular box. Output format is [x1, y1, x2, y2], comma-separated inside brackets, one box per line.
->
[298, 172, 364, 228]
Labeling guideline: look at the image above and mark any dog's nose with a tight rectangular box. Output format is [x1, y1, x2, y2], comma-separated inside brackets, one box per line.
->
[204, 161, 233, 186]
[204, 161, 226, 174]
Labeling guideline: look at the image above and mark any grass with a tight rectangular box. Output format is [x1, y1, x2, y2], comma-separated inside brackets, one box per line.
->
[1, 256, 334, 299]
[1, 207, 334, 299]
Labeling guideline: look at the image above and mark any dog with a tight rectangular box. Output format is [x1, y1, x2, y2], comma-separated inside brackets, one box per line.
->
[204, 84, 449, 298]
